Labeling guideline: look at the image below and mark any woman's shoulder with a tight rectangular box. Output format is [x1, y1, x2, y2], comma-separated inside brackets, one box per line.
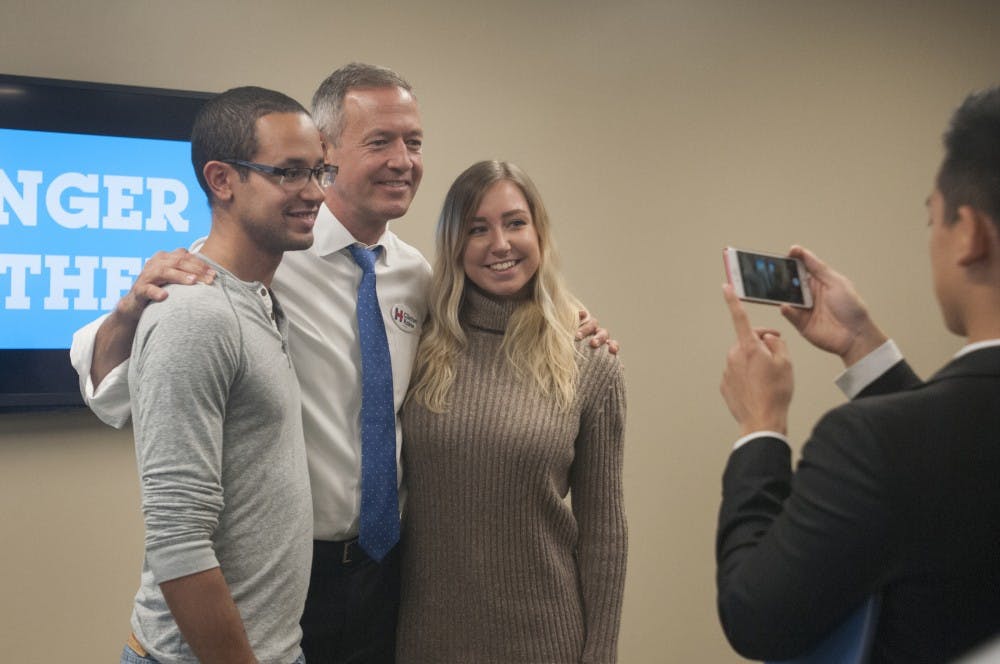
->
[574, 337, 624, 382]
[572, 339, 626, 414]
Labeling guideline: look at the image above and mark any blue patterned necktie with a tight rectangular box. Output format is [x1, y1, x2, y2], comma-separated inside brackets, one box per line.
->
[348, 244, 399, 561]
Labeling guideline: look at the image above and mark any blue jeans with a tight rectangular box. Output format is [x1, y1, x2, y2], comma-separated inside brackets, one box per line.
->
[120, 646, 159, 664]
[120, 645, 306, 664]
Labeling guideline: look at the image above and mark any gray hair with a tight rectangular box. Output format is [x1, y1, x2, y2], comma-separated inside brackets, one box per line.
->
[311, 62, 414, 145]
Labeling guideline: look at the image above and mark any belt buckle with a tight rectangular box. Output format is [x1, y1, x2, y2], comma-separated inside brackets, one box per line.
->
[342, 539, 357, 565]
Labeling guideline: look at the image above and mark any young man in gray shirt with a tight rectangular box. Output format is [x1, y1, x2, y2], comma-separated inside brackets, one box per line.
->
[122, 86, 333, 664]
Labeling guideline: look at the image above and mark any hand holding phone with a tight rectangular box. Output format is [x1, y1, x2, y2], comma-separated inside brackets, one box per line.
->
[723, 247, 813, 308]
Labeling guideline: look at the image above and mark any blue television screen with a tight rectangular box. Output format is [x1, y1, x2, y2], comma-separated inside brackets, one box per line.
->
[0, 74, 214, 409]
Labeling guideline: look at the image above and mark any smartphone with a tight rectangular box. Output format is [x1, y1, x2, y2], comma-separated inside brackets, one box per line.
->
[723, 247, 813, 308]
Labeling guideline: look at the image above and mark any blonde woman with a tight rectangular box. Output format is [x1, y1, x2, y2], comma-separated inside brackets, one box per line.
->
[398, 161, 627, 663]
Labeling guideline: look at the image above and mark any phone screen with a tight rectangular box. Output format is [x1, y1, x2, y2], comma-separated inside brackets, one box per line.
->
[736, 251, 806, 305]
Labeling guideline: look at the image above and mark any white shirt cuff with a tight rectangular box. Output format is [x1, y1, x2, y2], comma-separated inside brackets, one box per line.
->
[733, 430, 789, 451]
[834, 339, 903, 399]
[69, 314, 133, 429]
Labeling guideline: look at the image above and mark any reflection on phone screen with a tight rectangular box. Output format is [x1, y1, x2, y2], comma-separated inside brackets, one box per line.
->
[737, 252, 804, 304]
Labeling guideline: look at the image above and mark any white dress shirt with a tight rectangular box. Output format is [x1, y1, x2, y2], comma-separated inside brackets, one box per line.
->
[70, 202, 432, 540]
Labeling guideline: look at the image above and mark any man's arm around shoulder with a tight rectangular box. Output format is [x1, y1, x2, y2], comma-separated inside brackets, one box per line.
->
[68, 248, 215, 428]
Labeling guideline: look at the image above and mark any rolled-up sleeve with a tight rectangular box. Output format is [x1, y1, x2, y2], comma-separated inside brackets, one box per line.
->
[70, 314, 133, 429]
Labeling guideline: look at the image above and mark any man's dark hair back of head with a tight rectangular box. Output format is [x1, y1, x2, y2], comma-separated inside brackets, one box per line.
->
[311, 62, 414, 146]
[191, 86, 309, 204]
[938, 86, 1000, 225]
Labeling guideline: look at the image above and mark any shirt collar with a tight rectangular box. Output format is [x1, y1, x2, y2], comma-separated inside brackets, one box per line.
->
[955, 338, 1000, 359]
[310, 202, 397, 267]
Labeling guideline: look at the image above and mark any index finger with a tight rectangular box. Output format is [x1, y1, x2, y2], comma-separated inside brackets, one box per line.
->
[722, 284, 756, 342]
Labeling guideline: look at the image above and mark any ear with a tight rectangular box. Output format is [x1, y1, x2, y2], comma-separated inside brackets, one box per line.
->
[203, 161, 236, 202]
[953, 205, 997, 267]
[322, 133, 342, 165]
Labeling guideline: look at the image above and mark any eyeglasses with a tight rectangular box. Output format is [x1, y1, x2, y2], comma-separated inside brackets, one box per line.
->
[222, 159, 338, 190]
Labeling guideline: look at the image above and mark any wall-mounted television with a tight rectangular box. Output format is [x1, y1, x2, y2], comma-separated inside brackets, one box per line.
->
[0, 74, 215, 410]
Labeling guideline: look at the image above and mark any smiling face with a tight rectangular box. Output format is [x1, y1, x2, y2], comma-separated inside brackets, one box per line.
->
[461, 179, 541, 300]
[230, 112, 326, 255]
[324, 86, 423, 244]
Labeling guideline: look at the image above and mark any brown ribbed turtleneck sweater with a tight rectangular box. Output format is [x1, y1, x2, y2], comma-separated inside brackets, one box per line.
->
[397, 287, 627, 663]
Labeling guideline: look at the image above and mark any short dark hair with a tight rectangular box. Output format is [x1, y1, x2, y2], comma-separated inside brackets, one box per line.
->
[311, 62, 414, 145]
[937, 86, 1000, 224]
[190, 86, 309, 204]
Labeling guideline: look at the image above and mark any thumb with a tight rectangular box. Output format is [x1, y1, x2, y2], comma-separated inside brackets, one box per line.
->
[790, 245, 829, 279]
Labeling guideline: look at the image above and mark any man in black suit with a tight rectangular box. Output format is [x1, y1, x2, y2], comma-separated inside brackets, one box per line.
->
[716, 87, 1000, 663]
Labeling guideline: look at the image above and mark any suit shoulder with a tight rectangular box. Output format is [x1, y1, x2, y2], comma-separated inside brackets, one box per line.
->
[807, 382, 954, 475]
[831, 374, 961, 423]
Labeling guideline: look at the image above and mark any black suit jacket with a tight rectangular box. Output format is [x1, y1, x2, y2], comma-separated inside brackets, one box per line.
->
[716, 347, 1000, 664]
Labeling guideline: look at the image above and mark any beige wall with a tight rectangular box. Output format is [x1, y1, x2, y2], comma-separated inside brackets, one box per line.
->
[2, 1, 999, 661]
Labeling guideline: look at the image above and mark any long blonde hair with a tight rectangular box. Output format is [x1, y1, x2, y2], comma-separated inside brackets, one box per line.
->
[408, 160, 582, 412]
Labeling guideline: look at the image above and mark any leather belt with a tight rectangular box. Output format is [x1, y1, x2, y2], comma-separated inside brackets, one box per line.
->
[127, 632, 149, 657]
[315, 537, 369, 566]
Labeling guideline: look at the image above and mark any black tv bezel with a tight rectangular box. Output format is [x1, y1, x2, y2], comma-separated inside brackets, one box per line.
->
[0, 73, 215, 411]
